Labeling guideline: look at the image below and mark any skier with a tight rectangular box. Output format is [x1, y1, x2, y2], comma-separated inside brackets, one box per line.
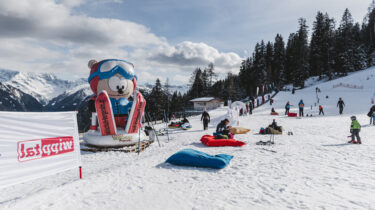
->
[337, 98, 345, 115]
[298, 99, 304, 117]
[270, 98, 274, 105]
[367, 105, 375, 125]
[201, 109, 210, 130]
[349, 116, 361, 144]
[285, 101, 290, 115]
[319, 105, 324, 115]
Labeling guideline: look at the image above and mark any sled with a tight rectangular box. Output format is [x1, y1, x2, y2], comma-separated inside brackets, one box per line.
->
[230, 127, 250, 134]
[96, 90, 117, 136]
[125, 90, 146, 134]
[288, 113, 297, 117]
[181, 123, 192, 130]
[200, 135, 245, 147]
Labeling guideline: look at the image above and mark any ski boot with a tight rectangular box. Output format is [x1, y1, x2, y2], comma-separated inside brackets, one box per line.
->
[356, 140, 362, 144]
[348, 140, 356, 144]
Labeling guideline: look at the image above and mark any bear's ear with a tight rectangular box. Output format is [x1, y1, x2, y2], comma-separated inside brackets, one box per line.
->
[88, 60, 97, 69]
[132, 77, 137, 93]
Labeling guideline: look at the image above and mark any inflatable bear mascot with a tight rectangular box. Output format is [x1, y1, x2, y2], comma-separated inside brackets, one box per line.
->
[87, 59, 146, 138]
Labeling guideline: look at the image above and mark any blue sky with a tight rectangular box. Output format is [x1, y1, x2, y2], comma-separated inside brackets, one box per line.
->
[0, 0, 371, 84]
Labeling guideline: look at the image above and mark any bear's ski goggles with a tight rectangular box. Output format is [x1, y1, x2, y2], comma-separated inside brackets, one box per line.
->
[88, 59, 136, 82]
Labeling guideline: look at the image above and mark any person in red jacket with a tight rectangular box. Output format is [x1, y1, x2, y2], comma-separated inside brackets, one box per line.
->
[319, 105, 324, 115]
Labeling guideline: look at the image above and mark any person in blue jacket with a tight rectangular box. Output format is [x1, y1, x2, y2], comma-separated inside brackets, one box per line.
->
[285, 101, 290, 115]
[298, 99, 304, 117]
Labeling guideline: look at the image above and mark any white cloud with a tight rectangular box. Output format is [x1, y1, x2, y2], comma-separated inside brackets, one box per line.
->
[148, 41, 242, 74]
[0, 0, 164, 47]
[0, 0, 242, 84]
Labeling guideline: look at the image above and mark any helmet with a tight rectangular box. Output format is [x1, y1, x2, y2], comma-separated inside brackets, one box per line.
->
[350, 116, 356, 120]
[88, 59, 137, 95]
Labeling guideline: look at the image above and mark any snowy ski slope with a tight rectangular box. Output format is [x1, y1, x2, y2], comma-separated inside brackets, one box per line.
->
[1, 68, 375, 210]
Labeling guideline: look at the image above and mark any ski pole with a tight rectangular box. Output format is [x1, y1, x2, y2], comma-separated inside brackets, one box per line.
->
[164, 110, 170, 142]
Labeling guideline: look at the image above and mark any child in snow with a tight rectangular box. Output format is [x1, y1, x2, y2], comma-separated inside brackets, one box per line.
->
[349, 116, 361, 144]
[319, 105, 324, 115]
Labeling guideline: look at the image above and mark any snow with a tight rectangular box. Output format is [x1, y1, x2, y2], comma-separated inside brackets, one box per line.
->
[1, 67, 375, 209]
[190, 97, 215, 102]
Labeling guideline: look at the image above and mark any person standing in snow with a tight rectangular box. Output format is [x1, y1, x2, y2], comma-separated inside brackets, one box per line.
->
[251, 97, 255, 109]
[319, 105, 324, 115]
[201, 109, 210, 130]
[285, 101, 290, 115]
[337, 98, 345, 115]
[270, 98, 274, 105]
[367, 105, 375, 125]
[249, 101, 253, 114]
[298, 99, 305, 117]
[349, 116, 361, 144]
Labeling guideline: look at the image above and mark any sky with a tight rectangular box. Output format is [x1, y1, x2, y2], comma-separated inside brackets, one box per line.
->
[0, 0, 372, 84]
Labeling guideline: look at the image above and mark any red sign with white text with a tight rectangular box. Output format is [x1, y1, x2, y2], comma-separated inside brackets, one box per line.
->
[17, 136, 74, 162]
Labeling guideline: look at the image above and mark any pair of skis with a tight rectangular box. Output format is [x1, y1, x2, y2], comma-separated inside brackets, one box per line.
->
[95, 90, 146, 136]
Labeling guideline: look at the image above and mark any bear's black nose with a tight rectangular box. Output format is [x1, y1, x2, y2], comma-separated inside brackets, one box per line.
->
[116, 85, 125, 94]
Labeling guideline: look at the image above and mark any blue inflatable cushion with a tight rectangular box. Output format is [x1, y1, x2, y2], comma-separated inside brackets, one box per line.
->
[166, 149, 233, 169]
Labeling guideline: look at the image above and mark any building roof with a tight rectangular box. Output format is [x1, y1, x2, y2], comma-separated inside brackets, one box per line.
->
[190, 97, 222, 102]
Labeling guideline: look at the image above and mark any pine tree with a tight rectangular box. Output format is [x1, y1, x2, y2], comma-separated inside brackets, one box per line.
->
[148, 78, 168, 120]
[273, 34, 286, 86]
[253, 41, 267, 87]
[188, 68, 204, 98]
[294, 18, 310, 87]
[310, 12, 335, 79]
[206, 63, 217, 87]
[265, 41, 274, 85]
[362, 0, 375, 65]
[285, 33, 298, 84]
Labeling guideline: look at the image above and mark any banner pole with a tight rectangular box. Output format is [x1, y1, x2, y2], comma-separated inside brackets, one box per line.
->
[79, 166, 82, 179]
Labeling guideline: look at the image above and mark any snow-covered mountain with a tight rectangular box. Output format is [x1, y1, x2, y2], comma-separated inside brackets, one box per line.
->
[0, 69, 86, 105]
[0, 82, 43, 111]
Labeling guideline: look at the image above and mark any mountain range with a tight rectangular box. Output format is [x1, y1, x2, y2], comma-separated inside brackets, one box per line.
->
[0, 69, 189, 132]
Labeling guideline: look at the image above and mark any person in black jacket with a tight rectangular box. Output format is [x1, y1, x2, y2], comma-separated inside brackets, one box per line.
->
[337, 98, 345, 115]
[216, 119, 230, 136]
[181, 117, 189, 124]
[368, 105, 375, 125]
[201, 109, 210, 130]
